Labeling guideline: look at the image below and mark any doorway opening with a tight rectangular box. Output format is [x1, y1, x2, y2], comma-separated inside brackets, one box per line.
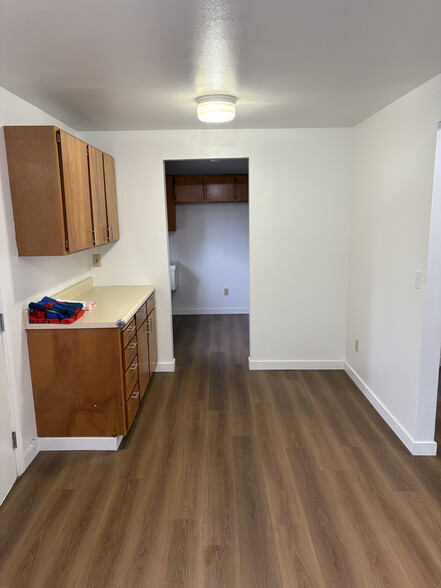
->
[163, 158, 249, 365]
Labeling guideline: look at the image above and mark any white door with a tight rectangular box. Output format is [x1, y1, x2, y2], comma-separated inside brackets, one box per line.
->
[0, 318, 17, 505]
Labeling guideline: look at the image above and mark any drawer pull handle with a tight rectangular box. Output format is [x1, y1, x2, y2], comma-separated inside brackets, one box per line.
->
[130, 363, 139, 370]
[128, 342, 137, 349]
[138, 307, 146, 313]
[131, 390, 140, 399]
[127, 326, 136, 332]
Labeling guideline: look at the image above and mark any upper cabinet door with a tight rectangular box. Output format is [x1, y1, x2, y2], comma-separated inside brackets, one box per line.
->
[235, 175, 249, 202]
[103, 153, 120, 242]
[4, 126, 66, 256]
[205, 175, 235, 202]
[88, 146, 108, 246]
[174, 175, 204, 203]
[58, 130, 93, 252]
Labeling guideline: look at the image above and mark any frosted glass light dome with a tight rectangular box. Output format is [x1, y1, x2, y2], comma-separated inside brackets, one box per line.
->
[196, 95, 236, 123]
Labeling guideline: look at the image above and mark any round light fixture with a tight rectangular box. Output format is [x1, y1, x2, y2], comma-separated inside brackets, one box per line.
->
[196, 94, 236, 123]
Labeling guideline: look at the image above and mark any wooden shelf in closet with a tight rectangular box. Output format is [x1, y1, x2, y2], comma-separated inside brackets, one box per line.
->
[166, 173, 248, 231]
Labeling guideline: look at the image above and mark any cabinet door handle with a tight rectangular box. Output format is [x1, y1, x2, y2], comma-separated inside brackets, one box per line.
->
[130, 363, 139, 370]
[131, 390, 140, 399]
[128, 342, 137, 349]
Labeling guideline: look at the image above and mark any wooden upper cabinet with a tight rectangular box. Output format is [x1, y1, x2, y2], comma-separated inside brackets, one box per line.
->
[88, 145, 108, 246]
[4, 126, 70, 256]
[58, 130, 94, 252]
[3, 125, 120, 256]
[103, 153, 120, 242]
[205, 174, 248, 202]
[205, 175, 235, 202]
[166, 176, 176, 231]
[235, 174, 249, 202]
[174, 175, 204, 203]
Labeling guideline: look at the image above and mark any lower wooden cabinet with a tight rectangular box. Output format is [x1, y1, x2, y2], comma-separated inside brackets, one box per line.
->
[148, 307, 158, 376]
[135, 294, 158, 400]
[125, 384, 140, 431]
[137, 319, 150, 400]
[26, 292, 157, 438]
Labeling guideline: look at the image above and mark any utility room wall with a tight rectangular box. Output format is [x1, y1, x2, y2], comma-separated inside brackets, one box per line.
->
[169, 203, 249, 314]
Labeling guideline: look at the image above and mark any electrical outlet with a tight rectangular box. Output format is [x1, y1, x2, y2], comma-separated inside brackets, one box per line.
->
[224, 288, 229, 296]
[92, 254, 101, 268]
[355, 338, 359, 352]
[415, 270, 422, 289]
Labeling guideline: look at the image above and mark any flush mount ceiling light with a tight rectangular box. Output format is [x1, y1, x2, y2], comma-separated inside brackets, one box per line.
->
[196, 94, 236, 123]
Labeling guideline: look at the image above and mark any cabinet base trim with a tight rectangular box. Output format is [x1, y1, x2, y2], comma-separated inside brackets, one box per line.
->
[38, 436, 124, 451]
[155, 359, 176, 372]
[248, 358, 344, 370]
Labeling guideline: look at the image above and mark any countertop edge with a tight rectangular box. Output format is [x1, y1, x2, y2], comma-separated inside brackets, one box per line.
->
[24, 284, 155, 330]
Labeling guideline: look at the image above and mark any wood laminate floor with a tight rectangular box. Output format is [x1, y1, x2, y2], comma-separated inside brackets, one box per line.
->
[0, 314, 441, 587]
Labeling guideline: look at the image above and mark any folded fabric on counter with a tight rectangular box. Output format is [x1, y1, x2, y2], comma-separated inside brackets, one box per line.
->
[56, 298, 96, 311]
[28, 296, 85, 324]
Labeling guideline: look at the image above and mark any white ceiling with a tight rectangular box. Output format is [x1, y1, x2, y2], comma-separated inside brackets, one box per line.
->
[1, 0, 440, 131]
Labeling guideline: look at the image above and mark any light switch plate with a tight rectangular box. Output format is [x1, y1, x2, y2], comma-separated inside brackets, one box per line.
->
[92, 254, 101, 268]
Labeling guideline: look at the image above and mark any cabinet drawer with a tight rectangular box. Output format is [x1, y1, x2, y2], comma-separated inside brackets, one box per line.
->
[125, 384, 140, 430]
[122, 335, 137, 371]
[147, 292, 155, 315]
[135, 303, 147, 329]
[124, 356, 139, 400]
[122, 317, 136, 348]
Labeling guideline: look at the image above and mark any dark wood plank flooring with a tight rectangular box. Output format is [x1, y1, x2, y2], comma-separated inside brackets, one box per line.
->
[0, 314, 441, 587]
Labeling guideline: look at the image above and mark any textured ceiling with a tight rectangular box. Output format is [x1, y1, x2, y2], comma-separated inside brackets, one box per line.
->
[1, 0, 440, 130]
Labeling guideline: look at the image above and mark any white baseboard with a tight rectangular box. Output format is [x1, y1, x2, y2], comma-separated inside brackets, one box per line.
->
[344, 363, 437, 456]
[173, 307, 249, 315]
[248, 358, 345, 370]
[38, 436, 124, 451]
[23, 439, 39, 469]
[155, 359, 176, 372]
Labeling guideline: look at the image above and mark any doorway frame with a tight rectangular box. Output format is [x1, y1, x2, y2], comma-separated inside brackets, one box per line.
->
[163, 157, 251, 365]
[416, 122, 441, 449]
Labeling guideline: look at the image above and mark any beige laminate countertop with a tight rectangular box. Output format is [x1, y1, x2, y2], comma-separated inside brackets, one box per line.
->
[24, 278, 155, 330]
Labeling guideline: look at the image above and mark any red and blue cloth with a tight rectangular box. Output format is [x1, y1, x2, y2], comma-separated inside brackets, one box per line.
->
[28, 297, 84, 324]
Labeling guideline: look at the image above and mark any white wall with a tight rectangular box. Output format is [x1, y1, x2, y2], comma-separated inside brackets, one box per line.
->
[81, 128, 353, 370]
[169, 203, 249, 314]
[0, 88, 95, 470]
[346, 74, 441, 453]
